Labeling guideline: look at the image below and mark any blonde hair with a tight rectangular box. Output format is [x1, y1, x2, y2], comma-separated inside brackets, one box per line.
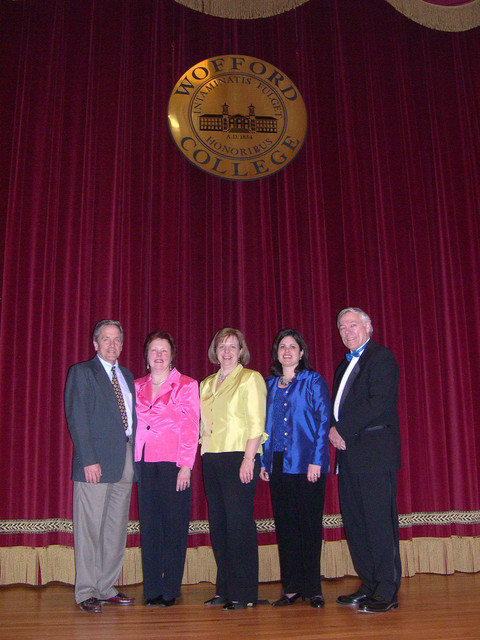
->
[207, 327, 250, 366]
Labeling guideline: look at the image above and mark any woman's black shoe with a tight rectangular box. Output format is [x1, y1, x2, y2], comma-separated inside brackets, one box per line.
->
[145, 595, 164, 606]
[158, 597, 176, 607]
[310, 595, 325, 608]
[272, 593, 304, 606]
[222, 601, 255, 610]
[204, 595, 227, 606]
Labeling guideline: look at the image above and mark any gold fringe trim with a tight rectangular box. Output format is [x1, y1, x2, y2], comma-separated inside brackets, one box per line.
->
[173, 0, 310, 20]
[385, 0, 480, 32]
[0, 546, 38, 584]
[2, 537, 479, 586]
[172, 0, 480, 31]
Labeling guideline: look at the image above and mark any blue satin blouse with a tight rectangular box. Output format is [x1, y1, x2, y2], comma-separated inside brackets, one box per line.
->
[261, 369, 331, 475]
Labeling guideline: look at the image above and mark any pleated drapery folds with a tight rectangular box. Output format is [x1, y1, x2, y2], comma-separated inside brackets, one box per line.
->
[1, 0, 479, 584]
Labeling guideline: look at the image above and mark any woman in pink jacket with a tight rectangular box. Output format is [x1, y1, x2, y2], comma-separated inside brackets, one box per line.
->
[135, 331, 199, 607]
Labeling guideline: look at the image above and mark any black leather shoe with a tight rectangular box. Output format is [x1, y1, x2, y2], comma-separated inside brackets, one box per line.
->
[310, 595, 325, 608]
[204, 595, 227, 606]
[336, 590, 369, 606]
[357, 596, 398, 613]
[272, 593, 304, 606]
[222, 601, 255, 610]
[78, 597, 102, 613]
[158, 597, 176, 607]
[145, 595, 164, 606]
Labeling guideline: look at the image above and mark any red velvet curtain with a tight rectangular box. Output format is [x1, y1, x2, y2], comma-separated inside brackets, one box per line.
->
[1, 0, 479, 550]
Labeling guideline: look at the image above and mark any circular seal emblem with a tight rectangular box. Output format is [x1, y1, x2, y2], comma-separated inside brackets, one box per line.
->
[168, 55, 308, 181]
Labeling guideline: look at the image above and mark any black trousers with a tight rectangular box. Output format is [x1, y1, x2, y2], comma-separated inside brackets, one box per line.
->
[338, 462, 401, 601]
[202, 451, 260, 603]
[137, 460, 191, 600]
[270, 452, 327, 597]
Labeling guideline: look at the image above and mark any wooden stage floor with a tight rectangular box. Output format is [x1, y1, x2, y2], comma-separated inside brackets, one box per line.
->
[0, 573, 478, 639]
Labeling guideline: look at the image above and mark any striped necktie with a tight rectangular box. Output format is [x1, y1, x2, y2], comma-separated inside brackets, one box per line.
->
[111, 365, 128, 431]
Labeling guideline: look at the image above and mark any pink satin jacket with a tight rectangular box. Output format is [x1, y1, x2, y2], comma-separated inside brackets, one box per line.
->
[134, 368, 200, 468]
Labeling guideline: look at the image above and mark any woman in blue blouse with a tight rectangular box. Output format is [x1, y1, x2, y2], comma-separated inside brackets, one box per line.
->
[260, 329, 331, 608]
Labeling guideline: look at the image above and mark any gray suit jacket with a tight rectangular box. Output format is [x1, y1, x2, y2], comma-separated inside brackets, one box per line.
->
[65, 355, 136, 482]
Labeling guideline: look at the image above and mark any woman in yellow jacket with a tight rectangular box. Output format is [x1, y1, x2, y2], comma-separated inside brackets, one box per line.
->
[200, 328, 267, 610]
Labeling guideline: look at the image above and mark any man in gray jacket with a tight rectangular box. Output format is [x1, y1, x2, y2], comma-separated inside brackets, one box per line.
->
[65, 319, 136, 613]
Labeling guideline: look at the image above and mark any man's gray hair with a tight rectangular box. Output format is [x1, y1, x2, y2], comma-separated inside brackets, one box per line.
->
[336, 307, 373, 336]
[92, 319, 124, 343]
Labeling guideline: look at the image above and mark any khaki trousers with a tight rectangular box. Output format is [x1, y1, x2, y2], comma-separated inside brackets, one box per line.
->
[73, 443, 133, 603]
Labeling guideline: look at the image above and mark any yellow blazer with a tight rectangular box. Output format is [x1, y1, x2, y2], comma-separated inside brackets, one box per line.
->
[200, 364, 267, 455]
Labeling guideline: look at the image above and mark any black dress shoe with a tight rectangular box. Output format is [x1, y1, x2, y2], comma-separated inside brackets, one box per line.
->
[222, 601, 255, 610]
[99, 591, 135, 605]
[204, 595, 227, 606]
[145, 595, 164, 606]
[336, 590, 369, 606]
[158, 597, 176, 607]
[78, 597, 102, 613]
[357, 596, 398, 613]
[272, 593, 304, 606]
[309, 595, 325, 608]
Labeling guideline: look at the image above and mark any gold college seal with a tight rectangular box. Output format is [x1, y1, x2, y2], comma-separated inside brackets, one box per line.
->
[168, 55, 308, 181]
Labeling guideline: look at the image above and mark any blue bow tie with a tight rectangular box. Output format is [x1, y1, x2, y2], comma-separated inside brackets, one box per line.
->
[345, 344, 367, 361]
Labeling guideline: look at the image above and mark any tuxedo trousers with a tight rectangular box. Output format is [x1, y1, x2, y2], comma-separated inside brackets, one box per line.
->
[202, 451, 260, 604]
[338, 462, 401, 601]
[72, 442, 134, 604]
[137, 460, 191, 600]
[270, 452, 326, 597]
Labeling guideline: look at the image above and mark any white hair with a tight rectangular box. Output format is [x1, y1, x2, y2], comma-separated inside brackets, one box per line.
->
[336, 307, 373, 336]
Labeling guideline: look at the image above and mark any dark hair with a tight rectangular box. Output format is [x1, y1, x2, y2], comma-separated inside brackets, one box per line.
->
[92, 319, 124, 343]
[207, 327, 250, 366]
[143, 331, 177, 368]
[270, 328, 313, 377]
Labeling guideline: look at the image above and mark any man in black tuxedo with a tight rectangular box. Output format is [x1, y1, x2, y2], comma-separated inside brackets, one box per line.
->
[329, 307, 401, 613]
[65, 320, 136, 613]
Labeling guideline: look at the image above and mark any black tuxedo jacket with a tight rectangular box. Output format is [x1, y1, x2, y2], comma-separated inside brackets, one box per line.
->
[65, 355, 136, 482]
[331, 340, 400, 474]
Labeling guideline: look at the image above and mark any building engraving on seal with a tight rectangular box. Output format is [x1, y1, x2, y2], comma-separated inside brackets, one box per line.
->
[199, 104, 278, 134]
[168, 55, 308, 181]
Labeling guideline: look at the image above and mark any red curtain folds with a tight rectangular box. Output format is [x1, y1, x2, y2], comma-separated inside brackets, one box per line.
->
[1, 0, 479, 553]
